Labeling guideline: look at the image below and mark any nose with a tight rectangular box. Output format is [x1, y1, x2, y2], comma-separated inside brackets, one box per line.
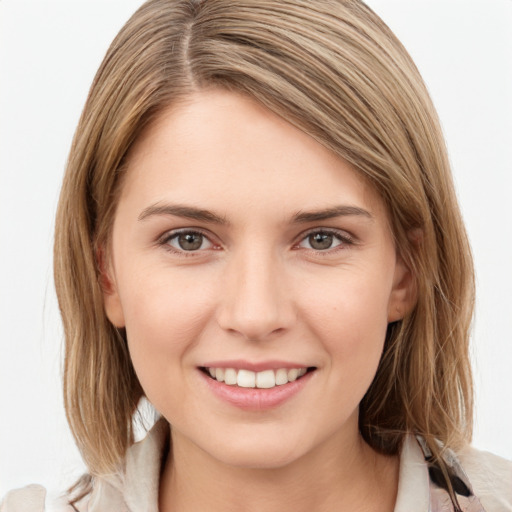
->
[216, 247, 295, 341]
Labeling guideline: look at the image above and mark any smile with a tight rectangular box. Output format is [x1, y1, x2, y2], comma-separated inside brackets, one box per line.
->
[199, 364, 317, 410]
[202, 367, 313, 389]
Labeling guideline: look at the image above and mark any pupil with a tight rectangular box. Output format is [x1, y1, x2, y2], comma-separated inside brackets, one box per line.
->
[309, 232, 333, 250]
[179, 233, 202, 251]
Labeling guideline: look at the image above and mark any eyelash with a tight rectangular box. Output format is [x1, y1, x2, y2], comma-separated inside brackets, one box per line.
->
[158, 228, 355, 257]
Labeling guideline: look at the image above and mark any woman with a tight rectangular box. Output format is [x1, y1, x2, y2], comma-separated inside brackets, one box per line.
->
[2, 0, 510, 511]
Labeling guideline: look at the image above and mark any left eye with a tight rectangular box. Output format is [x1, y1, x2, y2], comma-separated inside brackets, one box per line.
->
[165, 231, 213, 251]
[298, 231, 346, 251]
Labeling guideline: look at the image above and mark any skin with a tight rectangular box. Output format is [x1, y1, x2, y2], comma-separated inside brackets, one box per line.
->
[103, 89, 415, 511]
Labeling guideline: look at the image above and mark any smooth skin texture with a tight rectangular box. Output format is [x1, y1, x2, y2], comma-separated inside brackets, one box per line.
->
[103, 89, 415, 512]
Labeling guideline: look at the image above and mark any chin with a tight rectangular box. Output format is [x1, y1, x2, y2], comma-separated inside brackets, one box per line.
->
[197, 429, 307, 470]
[215, 444, 303, 470]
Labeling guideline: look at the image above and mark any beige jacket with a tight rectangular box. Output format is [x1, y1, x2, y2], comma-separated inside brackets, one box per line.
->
[2, 419, 511, 511]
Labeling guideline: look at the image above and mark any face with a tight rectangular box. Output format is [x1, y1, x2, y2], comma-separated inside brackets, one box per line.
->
[104, 89, 413, 469]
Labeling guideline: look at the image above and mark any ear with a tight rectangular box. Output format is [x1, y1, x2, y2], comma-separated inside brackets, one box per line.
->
[97, 246, 126, 328]
[387, 252, 417, 323]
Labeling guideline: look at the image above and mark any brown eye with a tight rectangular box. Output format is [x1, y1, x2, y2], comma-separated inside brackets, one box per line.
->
[308, 232, 334, 250]
[298, 230, 350, 251]
[167, 231, 213, 252]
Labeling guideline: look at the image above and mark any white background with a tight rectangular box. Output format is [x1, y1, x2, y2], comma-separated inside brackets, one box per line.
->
[1, 0, 511, 497]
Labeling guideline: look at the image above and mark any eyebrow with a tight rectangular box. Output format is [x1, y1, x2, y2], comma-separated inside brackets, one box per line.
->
[138, 202, 373, 224]
[138, 203, 229, 225]
[292, 205, 373, 223]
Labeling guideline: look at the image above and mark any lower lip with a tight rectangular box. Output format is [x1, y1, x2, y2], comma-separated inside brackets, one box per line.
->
[199, 370, 314, 411]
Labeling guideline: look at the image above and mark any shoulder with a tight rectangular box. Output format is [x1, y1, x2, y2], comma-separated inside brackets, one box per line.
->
[0, 485, 78, 512]
[457, 445, 512, 511]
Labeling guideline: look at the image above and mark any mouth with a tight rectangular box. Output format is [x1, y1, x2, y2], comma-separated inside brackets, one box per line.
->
[200, 366, 317, 389]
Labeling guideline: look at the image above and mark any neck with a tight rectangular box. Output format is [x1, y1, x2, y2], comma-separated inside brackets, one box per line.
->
[159, 424, 399, 512]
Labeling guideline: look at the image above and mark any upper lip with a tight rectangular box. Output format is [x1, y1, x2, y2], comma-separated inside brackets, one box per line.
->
[200, 359, 314, 372]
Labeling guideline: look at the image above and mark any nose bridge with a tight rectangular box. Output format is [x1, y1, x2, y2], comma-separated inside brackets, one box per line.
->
[217, 243, 292, 340]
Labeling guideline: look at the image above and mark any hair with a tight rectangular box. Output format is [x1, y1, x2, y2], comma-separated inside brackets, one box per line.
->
[54, 0, 474, 502]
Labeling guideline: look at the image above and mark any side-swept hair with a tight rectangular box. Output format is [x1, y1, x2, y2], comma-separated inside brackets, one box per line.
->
[55, 0, 474, 485]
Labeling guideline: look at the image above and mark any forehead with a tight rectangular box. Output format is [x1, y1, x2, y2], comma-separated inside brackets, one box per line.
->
[120, 89, 387, 223]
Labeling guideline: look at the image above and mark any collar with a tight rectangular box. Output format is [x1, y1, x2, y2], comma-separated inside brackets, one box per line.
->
[394, 433, 431, 511]
[88, 418, 168, 512]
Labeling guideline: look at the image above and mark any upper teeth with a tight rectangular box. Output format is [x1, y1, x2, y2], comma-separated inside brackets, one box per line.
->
[207, 367, 308, 388]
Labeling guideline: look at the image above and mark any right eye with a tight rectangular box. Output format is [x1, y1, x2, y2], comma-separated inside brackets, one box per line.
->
[162, 230, 214, 253]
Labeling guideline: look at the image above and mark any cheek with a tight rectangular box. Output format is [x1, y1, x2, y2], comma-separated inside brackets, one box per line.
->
[117, 266, 216, 390]
[299, 268, 392, 381]
[302, 264, 392, 332]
